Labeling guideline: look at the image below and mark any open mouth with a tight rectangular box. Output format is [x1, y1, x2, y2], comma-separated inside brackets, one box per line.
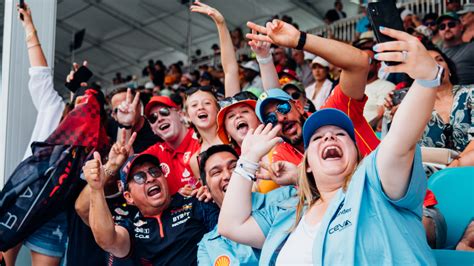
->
[159, 123, 170, 131]
[282, 121, 296, 135]
[147, 185, 162, 197]
[222, 183, 229, 193]
[236, 121, 249, 133]
[197, 113, 208, 120]
[322, 146, 343, 160]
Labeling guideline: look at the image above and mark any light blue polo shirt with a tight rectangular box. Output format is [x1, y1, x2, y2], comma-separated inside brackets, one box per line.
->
[197, 186, 295, 266]
[253, 145, 436, 265]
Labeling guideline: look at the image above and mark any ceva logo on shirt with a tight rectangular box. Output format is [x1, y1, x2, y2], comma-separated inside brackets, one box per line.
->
[328, 219, 352, 234]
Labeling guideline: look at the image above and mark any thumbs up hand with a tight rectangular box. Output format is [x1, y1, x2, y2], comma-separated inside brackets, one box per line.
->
[83, 152, 106, 191]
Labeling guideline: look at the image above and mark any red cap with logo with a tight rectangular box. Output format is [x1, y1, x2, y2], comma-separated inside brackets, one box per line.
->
[144, 96, 178, 117]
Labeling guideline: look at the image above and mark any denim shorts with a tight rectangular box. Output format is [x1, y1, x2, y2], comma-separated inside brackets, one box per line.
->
[24, 211, 68, 258]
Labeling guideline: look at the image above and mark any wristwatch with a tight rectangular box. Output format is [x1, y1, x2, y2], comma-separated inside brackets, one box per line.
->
[416, 64, 444, 88]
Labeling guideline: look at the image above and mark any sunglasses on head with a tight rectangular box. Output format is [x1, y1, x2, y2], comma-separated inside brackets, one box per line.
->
[219, 91, 257, 109]
[185, 85, 216, 96]
[127, 166, 163, 188]
[289, 91, 301, 100]
[146, 107, 171, 124]
[439, 21, 458, 31]
[263, 101, 292, 126]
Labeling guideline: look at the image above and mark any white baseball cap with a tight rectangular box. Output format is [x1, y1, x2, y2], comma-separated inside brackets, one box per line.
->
[311, 56, 329, 68]
[240, 60, 260, 73]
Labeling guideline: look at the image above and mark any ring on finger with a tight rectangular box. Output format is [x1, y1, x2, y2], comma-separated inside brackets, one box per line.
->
[401, 51, 408, 62]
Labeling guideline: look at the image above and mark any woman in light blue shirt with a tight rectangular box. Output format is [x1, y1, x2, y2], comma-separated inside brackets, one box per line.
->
[219, 20, 439, 265]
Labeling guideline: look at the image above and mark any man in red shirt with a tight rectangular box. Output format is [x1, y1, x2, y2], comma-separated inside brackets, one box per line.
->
[142, 96, 201, 195]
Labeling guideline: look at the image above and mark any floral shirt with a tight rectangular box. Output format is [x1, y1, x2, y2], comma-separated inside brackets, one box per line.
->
[421, 85, 473, 152]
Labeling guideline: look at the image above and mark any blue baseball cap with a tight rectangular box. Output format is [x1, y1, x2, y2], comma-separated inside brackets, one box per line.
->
[255, 88, 292, 123]
[119, 153, 161, 190]
[303, 108, 355, 149]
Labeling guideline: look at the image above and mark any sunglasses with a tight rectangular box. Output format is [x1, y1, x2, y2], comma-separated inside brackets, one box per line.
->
[424, 21, 436, 27]
[146, 107, 171, 124]
[127, 166, 163, 188]
[219, 91, 257, 109]
[289, 91, 301, 100]
[439, 21, 458, 31]
[185, 85, 216, 96]
[263, 101, 292, 125]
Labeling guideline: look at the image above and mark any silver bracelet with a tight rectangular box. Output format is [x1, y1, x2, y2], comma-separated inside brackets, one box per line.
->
[256, 55, 273, 65]
[103, 166, 117, 178]
[234, 166, 257, 182]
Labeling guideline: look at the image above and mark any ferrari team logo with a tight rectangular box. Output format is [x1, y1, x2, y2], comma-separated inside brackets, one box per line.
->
[183, 151, 191, 163]
[160, 163, 170, 177]
[214, 255, 230, 266]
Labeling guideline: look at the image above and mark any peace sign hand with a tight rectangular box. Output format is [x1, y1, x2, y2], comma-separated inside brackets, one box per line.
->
[105, 129, 137, 176]
[246, 19, 300, 49]
[117, 88, 141, 127]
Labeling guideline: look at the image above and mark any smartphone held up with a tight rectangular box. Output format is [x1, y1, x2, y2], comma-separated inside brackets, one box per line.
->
[367, 0, 405, 65]
[19, 0, 26, 21]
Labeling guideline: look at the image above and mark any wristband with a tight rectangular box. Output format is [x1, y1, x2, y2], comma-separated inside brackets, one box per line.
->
[234, 166, 257, 182]
[117, 123, 132, 129]
[238, 157, 259, 171]
[295, 31, 307, 50]
[415, 64, 444, 88]
[256, 55, 273, 64]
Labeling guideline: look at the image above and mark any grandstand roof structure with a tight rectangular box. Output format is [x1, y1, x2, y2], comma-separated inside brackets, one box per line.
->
[0, 0, 362, 93]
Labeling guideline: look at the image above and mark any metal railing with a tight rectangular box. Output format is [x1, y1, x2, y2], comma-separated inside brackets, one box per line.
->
[307, 0, 470, 42]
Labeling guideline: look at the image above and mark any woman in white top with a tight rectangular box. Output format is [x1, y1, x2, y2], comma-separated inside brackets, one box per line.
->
[305, 56, 333, 110]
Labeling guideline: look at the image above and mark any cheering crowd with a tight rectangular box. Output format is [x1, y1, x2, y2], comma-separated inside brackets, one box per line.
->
[1, 0, 473, 265]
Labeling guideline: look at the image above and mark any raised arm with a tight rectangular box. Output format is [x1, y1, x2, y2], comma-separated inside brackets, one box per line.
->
[247, 29, 280, 90]
[374, 27, 439, 200]
[191, 2, 240, 97]
[219, 124, 282, 248]
[76, 130, 136, 225]
[84, 152, 131, 258]
[246, 20, 369, 100]
[18, 4, 46, 67]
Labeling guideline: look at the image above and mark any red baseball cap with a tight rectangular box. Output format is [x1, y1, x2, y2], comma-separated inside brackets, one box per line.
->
[144, 96, 178, 117]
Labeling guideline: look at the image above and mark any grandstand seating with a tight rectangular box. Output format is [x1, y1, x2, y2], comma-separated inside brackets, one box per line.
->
[428, 167, 474, 249]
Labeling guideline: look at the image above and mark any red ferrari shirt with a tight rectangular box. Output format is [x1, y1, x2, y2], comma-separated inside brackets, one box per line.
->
[322, 85, 380, 157]
[142, 128, 201, 195]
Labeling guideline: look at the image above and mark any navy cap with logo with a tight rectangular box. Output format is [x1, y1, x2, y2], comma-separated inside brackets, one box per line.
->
[119, 153, 161, 190]
[303, 108, 355, 149]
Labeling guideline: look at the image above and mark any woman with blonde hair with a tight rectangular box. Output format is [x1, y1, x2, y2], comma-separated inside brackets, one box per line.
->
[219, 20, 439, 264]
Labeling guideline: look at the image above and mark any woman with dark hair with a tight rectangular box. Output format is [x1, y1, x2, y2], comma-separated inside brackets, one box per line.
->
[386, 45, 474, 167]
